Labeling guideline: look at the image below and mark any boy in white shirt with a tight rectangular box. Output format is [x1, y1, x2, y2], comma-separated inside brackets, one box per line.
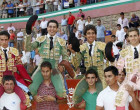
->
[111, 35, 120, 60]
[96, 66, 139, 110]
[116, 24, 125, 43]
[33, 49, 41, 69]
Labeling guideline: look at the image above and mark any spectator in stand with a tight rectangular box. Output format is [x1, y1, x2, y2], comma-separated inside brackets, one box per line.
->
[85, 16, 93, 26]
[39, 0, 44, 14]
[57, 1, 61, 10]
[56, 28, 60, 37]
[1, 26, 5, 31]
[36, 28, 42, 38]
[7, 23, 16, 33]
[46, 0, 54, 12]
[73, 27, 79, 38]
[17, 28, 24, 53]
[68, 12, 75, 36]
[123, 26, 128, 40]
[40, 17, 48, 35]
[14, 2, 20, 17]
[33, 49, 41, 69]
[81, 0, 87, 6]
[87, 0, 93, 4]
[7, 1, 14, 18]
[2, 0, 8, 5]
[116, 24, 125, 43]
[118, 12, 129, 29]
[58, 30, 68, 41]
[53, 0, 58, 11]
[35, 0, 40, 15]
[96, 19, 106, 42]
[2, 4, 8, 18]
[69, 0, 75, 8]
[123, 26, 128, 35]
[18, 1, 24, 16]
[122, 34, 130, 49]
[61, 15, 68, 35]
[74, 0, 80, 7]
[129, 13, 140, 28]
[9, 29, 15, 47]
[77, 9, 85, 20]
[24, 0, 33, 16]
[13, 0, 20, 4]
[77, 31, 85, 44]
[36, 20, 41, 30]
[0, 6, 2, 18]
[77, 15, 85, 34]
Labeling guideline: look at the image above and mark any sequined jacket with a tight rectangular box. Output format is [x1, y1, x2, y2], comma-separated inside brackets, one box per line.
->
[25, 35, 68, 68]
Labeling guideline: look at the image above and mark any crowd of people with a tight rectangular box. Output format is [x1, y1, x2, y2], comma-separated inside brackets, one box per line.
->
[0, 0, 105, 18]
[0, 9, 140, 110]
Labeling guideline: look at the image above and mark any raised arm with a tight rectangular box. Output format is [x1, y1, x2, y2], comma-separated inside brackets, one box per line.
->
[25, 35, 39, 51]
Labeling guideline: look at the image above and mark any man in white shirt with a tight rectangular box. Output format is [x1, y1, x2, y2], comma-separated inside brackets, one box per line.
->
[40, 17, 48, 35]
[77, 15, 85, 34]
[118, 12, 129, 29]
[0, 75, 21, 110]
[96, 66, 139, 110]
[116, 24, 125, 43]
[17, 29, 24, 53]
[53, 0, 58, 11]
[35, 0, 40, 14]
[7, 23, 16, 33]
[61, 15, 68, 35]
[46, 0, 54, 12]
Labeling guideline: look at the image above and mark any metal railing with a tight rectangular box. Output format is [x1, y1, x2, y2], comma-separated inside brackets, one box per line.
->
[0, 0, 106, 18]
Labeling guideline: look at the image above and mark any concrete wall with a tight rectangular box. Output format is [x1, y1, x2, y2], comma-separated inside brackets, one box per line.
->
[93, 10, 140, 30]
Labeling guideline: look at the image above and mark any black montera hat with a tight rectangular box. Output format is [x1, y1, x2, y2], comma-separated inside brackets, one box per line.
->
[26, 15, 38, 35]
[68, 33, 80, 52]
[105, 42, 115, 62]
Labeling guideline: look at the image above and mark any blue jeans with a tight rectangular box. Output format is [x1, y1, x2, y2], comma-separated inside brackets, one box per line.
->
[36, 10, 40, 15]
[9, 42, 14, 47]
[68, 25, 74, 36]
[30, 50, 35, 59]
